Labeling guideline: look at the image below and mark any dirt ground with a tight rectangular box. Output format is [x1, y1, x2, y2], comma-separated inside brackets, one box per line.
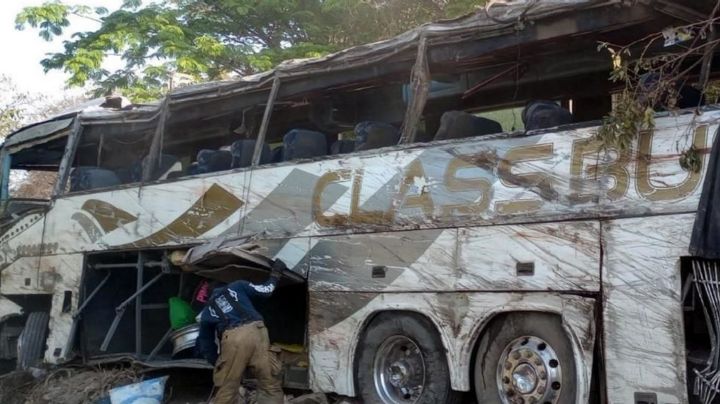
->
[0, 366, 140, 404]
[0, 365, 353, 404]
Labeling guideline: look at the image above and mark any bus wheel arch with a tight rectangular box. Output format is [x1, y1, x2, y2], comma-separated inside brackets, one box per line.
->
[353, 310, 461, 403]
[470, 311, 578, 404]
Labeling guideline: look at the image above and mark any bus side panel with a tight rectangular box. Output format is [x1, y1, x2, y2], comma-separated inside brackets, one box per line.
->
[307, 292, 596, 399]
[309, 221, 600, 293]
[0, 211, 46, 295]
[309, 229, 458, 292]
[457, 221, 600, 292]
[602, 214, 692, 403]
[38, 253, 83, 364]
[0, 256, 41, 295]
[42, 171, 250, 254]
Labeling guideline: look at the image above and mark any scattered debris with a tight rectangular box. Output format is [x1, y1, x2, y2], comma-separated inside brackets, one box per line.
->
[23, 366, 140, 404]
[288, 392, 329, 404]
[0, 370, 36, 404]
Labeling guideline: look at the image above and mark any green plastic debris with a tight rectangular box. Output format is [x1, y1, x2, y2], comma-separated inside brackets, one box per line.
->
[168, 297, 196, 330]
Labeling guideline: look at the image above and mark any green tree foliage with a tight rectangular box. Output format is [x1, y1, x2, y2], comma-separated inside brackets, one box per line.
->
[16, 0, 487, 101]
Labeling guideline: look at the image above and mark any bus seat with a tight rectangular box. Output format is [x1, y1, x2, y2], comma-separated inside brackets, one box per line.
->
[187, 162, 203, 176]
[522, 100, 573, 131]
[155, 154, 182, 180]
[282, 129, 328, 161]
[231, 139, 271, 168]
[330, 140, 355, 155]
[355, 121, 400, 151]
[70, 167, 121, 192]
[115, 163, 142, 184]
[433, 111, 502, 141]
[196, 149, 233, 173]
[271, 146, 284, 163]
[640, 73, 706, 110]
[141, 154, 181, 181]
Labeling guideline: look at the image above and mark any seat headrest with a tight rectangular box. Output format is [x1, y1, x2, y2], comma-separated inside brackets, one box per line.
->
[141, 154, 181, 181]
[70, 167, 121, 192]
[282, 129, 327, 161]
[354, 121, 399, 151]
[271, 146, 284, 163]
[231, 139, 271, 168]
[196, 149, 233, 172]
[522, 100, 573, 131]
[331, 139, 355, 155]
[433, 111, 502, 141]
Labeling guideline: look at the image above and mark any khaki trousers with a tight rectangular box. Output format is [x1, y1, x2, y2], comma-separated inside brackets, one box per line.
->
[213, 321, 283, 404]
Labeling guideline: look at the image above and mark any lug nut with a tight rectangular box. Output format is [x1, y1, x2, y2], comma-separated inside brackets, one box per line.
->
[512, 351, 521, 360]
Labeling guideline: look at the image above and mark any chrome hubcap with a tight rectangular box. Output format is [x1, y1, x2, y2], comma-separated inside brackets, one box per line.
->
[497, 336, 562, 404]
[373, 335, 426, 403]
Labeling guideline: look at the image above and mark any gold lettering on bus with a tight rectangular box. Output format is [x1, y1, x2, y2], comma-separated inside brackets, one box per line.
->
[441, 155, 492, 216]
[496, 143, 555, 215]
[636, 125, 707, 201]
[396, 159, 435, 217]
[350, 169, 393, 225]
[312, 169, 351, 227]
[569, 137, 630, 203]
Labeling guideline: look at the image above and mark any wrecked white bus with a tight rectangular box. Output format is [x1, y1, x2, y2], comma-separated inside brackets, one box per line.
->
[1, 0, 720, 403]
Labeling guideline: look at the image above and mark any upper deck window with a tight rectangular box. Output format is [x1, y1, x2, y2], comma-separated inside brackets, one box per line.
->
[65, 124, 155, 193]
[1, 134, 67, 200]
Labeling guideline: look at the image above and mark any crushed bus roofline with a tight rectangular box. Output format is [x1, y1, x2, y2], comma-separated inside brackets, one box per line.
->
[1, 1, 720, 403]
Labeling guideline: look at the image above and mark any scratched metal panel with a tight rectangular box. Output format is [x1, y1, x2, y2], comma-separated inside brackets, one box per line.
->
[43, 172, 250, 254]
[308, 291, 595, 397]
[602, 213, 692, 404]
[2, 112, 718, 270]
[0, 256, 41, 295]
[0, 210, 45, 273]
[252, 237, 311, 278]
[38, 254, 84, 364]
[308, 229, 457, 292]
[457, 221, 601, 291]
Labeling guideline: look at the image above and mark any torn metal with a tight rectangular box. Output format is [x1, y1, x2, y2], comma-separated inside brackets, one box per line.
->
[179, 237, 304, 284]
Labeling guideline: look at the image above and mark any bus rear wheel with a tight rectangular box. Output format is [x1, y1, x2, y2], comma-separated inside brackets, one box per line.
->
[474, 312, 577, 404]
[356, 312, 460, 404]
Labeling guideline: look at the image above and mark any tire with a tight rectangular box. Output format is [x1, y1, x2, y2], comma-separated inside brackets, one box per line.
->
[16, 312, 49, 370]
[356, 312, 461, 404]
[474, 312, 577, 404]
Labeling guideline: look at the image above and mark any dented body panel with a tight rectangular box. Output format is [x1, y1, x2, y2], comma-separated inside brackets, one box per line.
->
[1, 111, 714, 260]
[307, 292, 596, 396]
[0, 109, 716, 402]
[603, 214, 694, 403]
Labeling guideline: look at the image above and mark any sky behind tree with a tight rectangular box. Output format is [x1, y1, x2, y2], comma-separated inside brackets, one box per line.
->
[0, 0, 121, 98]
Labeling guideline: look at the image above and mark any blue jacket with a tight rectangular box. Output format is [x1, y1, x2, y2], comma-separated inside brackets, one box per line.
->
[196, 277, 277, 365]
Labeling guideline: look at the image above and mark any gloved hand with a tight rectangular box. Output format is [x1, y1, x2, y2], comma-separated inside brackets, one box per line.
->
[270, 258, 287, 281]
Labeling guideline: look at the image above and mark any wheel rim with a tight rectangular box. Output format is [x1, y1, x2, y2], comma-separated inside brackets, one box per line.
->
[496, 336, 562, 404]
[373, 335, 426, 403]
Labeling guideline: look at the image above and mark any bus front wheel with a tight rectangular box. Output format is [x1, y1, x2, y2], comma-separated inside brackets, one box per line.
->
[356, 312, 460, 404]
[16, 312, 49, 370]
[474, 312, 577, 404]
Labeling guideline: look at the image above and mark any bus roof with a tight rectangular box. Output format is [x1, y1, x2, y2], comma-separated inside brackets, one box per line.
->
[3, 0, 709, 147]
